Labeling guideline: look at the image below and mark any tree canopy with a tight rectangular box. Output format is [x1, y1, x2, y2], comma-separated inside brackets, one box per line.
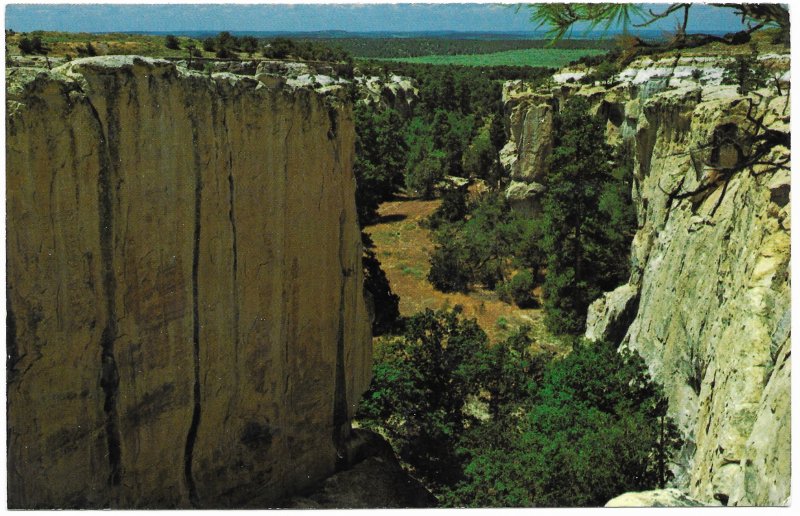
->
[527, 3, 789, 46]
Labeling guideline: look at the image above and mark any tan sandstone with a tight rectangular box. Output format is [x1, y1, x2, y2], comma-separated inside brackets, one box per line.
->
[6, 56, 372, 508]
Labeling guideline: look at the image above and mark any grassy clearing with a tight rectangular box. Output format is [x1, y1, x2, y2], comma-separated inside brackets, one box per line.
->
[378, 47, 606, 67]
[365, 196, 566, 350]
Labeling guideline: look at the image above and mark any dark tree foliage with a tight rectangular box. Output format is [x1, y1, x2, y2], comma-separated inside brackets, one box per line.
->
[446, 339, 681, 507]
[428, 193, 542, 298]
[427, 186, 469, 230]
[215, 47, 234, 59]
[305, 37, 610, 59]
[357, 309, 490, 488]
[361, 233, 400, 336]
[17, 35, 46, 55]
[164, 34, 180, 50]
[528, 3, 789, 48]
[497, 269, 537, 309]
[261, 37, 350, 62]
[358, 309, 680, 506]
[353, 103, 408, 224]
[721, 44, 770, 95]
[217, 31, 236, 50]
[202, 37, 216, 52]
[540, 96, 634, 334]
[17, 37, 34, 55]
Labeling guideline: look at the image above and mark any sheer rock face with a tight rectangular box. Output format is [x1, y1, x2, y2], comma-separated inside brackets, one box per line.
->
[6, 56, 372, 509]
[503, 54, 790, 506]
[618, 85, 790, 507]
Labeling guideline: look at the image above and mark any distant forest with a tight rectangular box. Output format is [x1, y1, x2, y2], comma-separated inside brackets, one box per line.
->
[297, 37, 611, 58]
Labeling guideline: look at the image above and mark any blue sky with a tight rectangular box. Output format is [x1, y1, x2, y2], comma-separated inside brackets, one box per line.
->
[5, 3, 749, 34]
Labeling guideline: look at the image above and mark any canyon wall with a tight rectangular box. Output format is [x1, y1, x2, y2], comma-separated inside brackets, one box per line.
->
[502, 54, 790, 506]
[6, 56, 372, 508]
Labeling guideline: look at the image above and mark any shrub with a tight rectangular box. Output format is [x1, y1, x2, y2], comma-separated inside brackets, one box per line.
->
[215, 47, 234, 59]
[449, 340, 682, 507]
[202, 37, 216, 52]
[17, 37, 34, 55]
[426, 186, 468, 230]
[428, 236, 470, 293]
[240, 35, 258, 56]
[165, 34, 180, 50]
[498, 269, 537, 308]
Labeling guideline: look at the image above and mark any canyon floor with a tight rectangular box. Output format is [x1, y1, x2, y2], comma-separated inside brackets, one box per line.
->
[365, 195, 566, 351]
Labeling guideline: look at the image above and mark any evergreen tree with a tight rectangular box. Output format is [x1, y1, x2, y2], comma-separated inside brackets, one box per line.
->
[164, 34, 180, 50]
[721, 45, 769, 95]
[540, 96, 632, 334]
[353, 104, 408, 224]
[357, 309, 489, 488]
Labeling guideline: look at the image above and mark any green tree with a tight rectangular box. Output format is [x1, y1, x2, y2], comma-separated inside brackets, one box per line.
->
[17, 37, 34, 55]
[357, 309, 489, 488]
[164, 34, 180, 50]
[263, 37, 295, 59]
[450, 340, 681, 507]
[540, 96, 632, 334]
[353, 104, 408, 224]
[427, 186, 469, 230]
[428, 193, 544, 297]
[240, 35, 258, 56]
[405, 149, 447, 200]
[528, 3, 789, 47]
[721, 45, 769, 95]
[461, 125, 496, 180]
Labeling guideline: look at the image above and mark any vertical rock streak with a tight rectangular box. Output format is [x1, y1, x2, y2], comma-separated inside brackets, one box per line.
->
[184, 109, 203, 507]
[333, 212, 350, 469]
[86, 87, 124, 492]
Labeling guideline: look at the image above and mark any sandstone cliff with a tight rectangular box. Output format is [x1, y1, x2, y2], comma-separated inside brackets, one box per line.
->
[502, 53, 790, 506]
[6, 56, 372, 508]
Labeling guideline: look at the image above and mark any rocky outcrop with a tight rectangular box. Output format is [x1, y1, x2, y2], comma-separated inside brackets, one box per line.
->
[6, 56, 372, 508]
[504, 51, 790, 506]
[355, 74, 419, 119]
[605, 489, 709, 507]
[285, 429, 437, 508]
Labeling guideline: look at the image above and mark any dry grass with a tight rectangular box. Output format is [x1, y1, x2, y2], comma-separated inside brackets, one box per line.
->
[365, 196, 567, 351]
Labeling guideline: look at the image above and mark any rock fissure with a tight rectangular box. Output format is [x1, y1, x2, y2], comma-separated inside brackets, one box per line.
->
[91, 93, 124, 491]
[183, 108, 204, 507]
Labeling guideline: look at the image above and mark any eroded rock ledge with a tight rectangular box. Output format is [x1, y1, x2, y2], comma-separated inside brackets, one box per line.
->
[6, 56, 372, 508]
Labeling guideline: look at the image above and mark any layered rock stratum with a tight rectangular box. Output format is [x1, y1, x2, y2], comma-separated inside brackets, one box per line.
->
[6, 56, 372, 508]
[502, 52, 790, 506]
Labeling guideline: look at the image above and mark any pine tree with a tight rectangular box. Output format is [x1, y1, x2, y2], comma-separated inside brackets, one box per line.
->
[540, 96, 631, 334]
